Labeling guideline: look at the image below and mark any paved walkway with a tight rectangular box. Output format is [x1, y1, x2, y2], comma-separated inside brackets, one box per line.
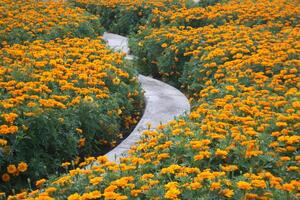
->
[102, 33, 190, 163]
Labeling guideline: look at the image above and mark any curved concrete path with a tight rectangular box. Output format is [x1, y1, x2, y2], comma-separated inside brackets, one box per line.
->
[103, 32, 134, 60]
[102, 32, 190, 163]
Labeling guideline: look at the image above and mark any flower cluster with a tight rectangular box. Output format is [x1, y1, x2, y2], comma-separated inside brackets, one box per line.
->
[131, 0, 300, 86]
[0, 38, 143, 193]
[74, 0, 186, 35]
[150, 0, 299, 28]
[75, 0, 184, 7]
[0, 0, 103, 46]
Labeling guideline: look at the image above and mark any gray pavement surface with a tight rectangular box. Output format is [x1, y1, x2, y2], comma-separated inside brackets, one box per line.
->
[102, 33, 191, 163]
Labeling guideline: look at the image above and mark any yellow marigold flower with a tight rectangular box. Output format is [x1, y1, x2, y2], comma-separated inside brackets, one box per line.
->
[58, 118, 64, 123]
[112, 78, 121, 85]
[68, 193, 81, 200]
[130, 189, 142, 197]
[251, 180, 266, 189]
[222, 189, 234, 198]
[17, 162, 28, 172]
[14, 191, 27, 199]
[237, 181, 252, 190]
[75, 128, 83, 134]
[27, 102, 37, 107]
[1, 113, 18, 124]
[82, 191, 102, 199]
[104, 185, 118, 193]
[292, 101, 300, 109]
[172, 128, 181, 135]
[45, 187, 57, 193]
[141, 185, 150, 191]
[282, 183, 295, 192]
[149, 180, 159, 186]
[165, 181, 178, 189]
[0, 139, 7, 146]
[157, 153, 170, 160]
[221, 165, 238, 172]
[0, 125, 19, 134]
[210, 182, 221, 190]
[246, 193, 258, 198]
[61, 162, 71, 168]
[36, 178, 47, 187]
[194, 154, 204, 161]
[161, 43, 168, 48]
[215, 149, 228, 158]
[141, 173, 154, 180]
[165, 188, 180, 200]
[287, 166, 298, 171]
[78, 138, 86, 147]
[97, 155, 108, 163]
[280, 156, 291, 161]
[90, 176, 103, 185]
[190, 182, 202, 190]
[225, 85, 236, 92]
[276, 122, 288, 127]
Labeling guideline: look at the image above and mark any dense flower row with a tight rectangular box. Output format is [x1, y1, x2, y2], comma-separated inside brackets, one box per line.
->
[0, 37, 143, 193]
[8, 0, 300, 199]
[75, 0, 184, 7]
[73, 0, 186, 35]
[150, 0, 299, 28]
[130, 0, 300, 86]
[0, 0, 103, 46]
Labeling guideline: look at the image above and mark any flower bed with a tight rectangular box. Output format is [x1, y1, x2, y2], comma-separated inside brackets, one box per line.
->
[0, 38, 143, 193]
[130, 0, 300, 86]
[0, 0, 104, 47]
[149, 0, 299, 28]
[73, 0, 186, 35]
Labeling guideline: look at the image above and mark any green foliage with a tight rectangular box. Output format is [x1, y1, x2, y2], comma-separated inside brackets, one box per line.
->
[74, 0, 186, 35]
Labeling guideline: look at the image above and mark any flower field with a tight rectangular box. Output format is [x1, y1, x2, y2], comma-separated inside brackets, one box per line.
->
[74, 0, 186, 35]
[6, 0, 300, 199]
[0, 0, 103, 46]
[0, 0, 143, 195]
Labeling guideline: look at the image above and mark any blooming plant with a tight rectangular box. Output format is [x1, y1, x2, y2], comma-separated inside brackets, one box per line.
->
[74, 0, 187, 35]
[130, 0, 300, 86]
[0, 38, 143, 193]
[0, 0, 104, 47]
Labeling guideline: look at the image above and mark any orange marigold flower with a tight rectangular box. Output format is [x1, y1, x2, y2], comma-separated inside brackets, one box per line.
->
[237, 181, 252, 190]
[210, 182, 221, 190]
[36, 178, 47, 187]
[2, 173, 10, 182]
[251, 180, 266, 189]
[190, 182, 202, 190]
[292, 101, 300, 109]
[282, 183, 295, 192]
[68, 193, 81, 200]
[61, 162, 71, 168]
[161, 43, 168, 48]
[7, 164, 17, 174]
[17, 162, 28, 172]
[280, 156, 291, 161]
[215, 149, 228, 158]
[90, 176, 103, 185]
[0, 139, 7, 146]
[222, 189, 234, 198]
[130, 189, 142, 197]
